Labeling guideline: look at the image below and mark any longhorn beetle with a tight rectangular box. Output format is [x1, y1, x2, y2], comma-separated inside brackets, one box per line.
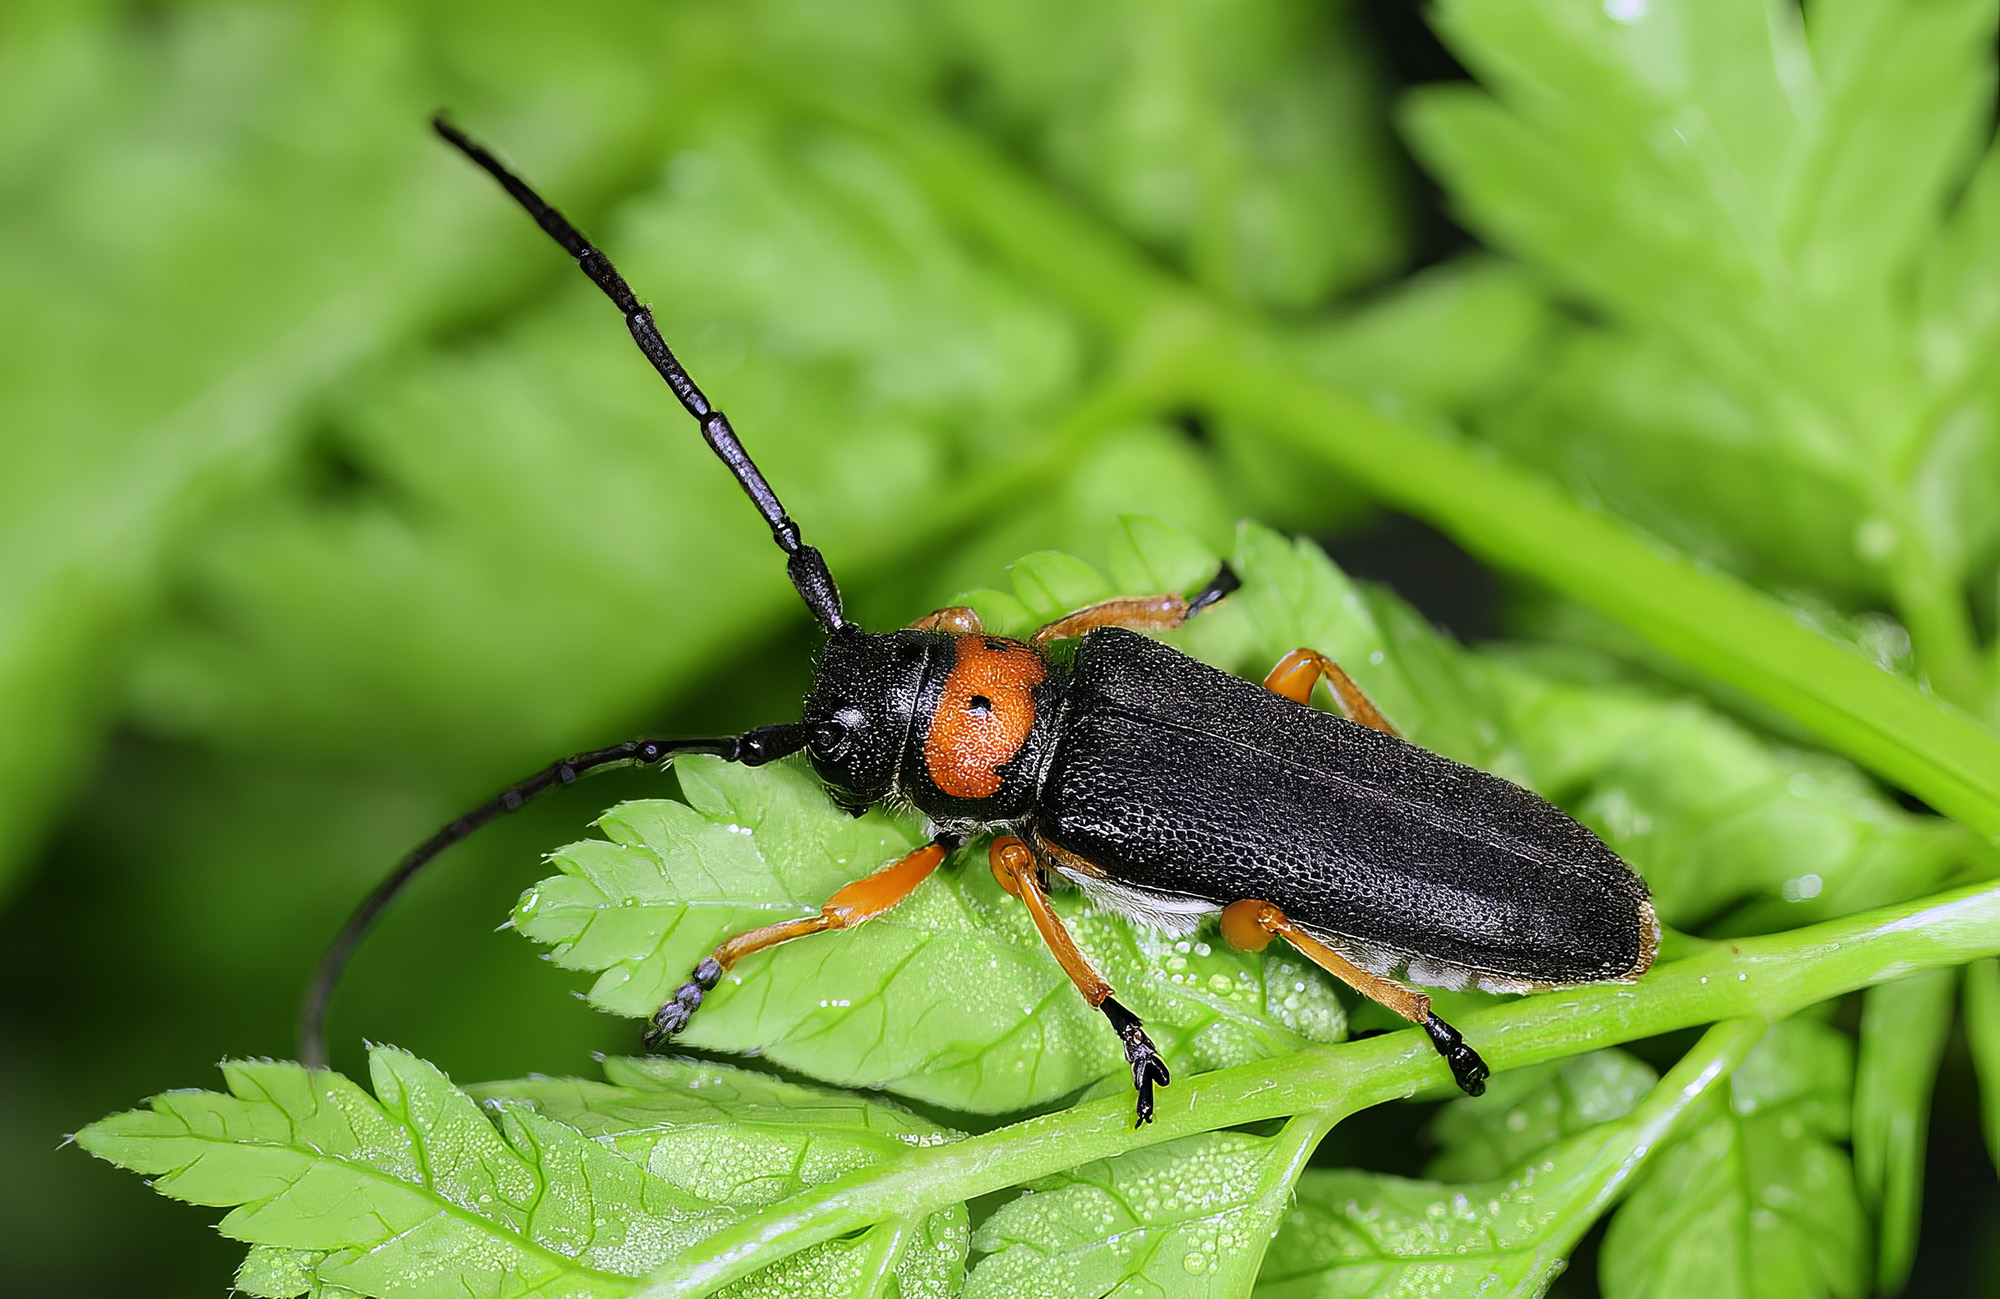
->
[301, 117, 1660, 1125]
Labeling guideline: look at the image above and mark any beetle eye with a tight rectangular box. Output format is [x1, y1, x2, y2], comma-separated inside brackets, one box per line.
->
[812, 717, 854, 759]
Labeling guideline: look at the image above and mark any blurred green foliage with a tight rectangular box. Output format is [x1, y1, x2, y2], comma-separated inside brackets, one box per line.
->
[14, 0, 2000, 1295]
[1411, 0, 2000, 704]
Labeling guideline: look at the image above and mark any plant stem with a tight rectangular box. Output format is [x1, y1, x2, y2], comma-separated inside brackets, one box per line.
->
[1882, 511, 1991, 716]
[1532, 1018, 1766, 1266]
[1962, 958, 2000, 1173]
[635, 879, 2000, 1298]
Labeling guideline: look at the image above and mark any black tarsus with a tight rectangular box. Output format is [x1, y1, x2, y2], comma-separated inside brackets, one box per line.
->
[299, 723, 810, 1068]
[645, 955, 727, 1046]
[1422, 1014, 1490, 1097]
[431, 115, 845, 633]
[1185, 562, 1242, 618]
[1100, 994, 1171, 1126]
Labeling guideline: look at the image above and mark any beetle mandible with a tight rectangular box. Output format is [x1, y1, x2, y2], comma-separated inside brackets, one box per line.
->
[301, 117, 1659, 1126]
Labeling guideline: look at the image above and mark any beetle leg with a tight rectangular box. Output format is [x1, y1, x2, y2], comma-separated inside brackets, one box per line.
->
[907, 606, 984, 633]
[1220, 899, 1489, 1096]
[989, 836, 1170, 1126]
[1263, 648, 1399, 737]
[1031, 563, 1241, 645]
[644, 834, 957, 1047]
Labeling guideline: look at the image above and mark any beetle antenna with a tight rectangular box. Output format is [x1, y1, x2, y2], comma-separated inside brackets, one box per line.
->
[432, 115, 846, 632]
[299, 724, 809, 1069]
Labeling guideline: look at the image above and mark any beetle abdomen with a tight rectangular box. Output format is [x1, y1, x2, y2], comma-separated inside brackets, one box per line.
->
[1034, 630, 1654, 990]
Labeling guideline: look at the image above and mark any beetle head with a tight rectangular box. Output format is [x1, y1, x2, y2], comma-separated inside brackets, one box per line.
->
[801, 626, 929, 810]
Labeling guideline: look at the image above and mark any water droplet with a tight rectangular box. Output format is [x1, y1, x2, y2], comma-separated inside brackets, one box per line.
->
[1855, 517, 1898, 562]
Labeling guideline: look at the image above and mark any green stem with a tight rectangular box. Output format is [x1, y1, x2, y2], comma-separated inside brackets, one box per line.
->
[1887, 372, 2000, 719]
[832, 104, 2000, 844]
[1963, 958, 2000, 1174]
[1533, 1018, 1765, 1266]
[856, 1217, 912, 1298]
[635, 879, 2000, 1298]
[1228, 1112, 1341, 1289]
[1881, 510, 1990, 716]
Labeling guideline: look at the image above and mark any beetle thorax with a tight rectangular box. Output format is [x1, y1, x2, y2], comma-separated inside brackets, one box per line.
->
[919, 635, 1048, 803]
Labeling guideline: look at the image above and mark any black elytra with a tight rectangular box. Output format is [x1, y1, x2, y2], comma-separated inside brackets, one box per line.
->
[299, 117, 1658, 1126]
[1045, 631, 1652, 988]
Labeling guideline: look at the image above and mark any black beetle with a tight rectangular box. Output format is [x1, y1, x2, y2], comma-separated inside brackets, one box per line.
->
[302, 118, 1658, 1126]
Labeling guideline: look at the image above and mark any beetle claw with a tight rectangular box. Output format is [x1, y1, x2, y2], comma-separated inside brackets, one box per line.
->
[1423, 1015, 1490, 1097]
[1129, 1047, 1171, 1126]
[1100, 994, 1171, 1126]
[643, 986, 699, 1047]
[644, 957, 724, 1049]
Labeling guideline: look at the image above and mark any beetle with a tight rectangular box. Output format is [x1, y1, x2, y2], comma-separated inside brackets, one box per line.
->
[301, 117, 1659, 1125]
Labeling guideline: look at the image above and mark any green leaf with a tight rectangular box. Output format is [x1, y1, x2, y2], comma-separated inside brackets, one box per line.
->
[1600, 1017, 1866, 1299]
[1477, 326, 1882, 597]
[84, 868, 2000, 1299]
[1491, 654, 1971, 933]
[1256, 1021, 1764, 1299]
[469, 1053, 955, 1159]
[965, 1118, 1324, 1299]
[78, 1050, 689, 1296]
[1007, 550, 1121, 623]
[1207, 255, 1554, 537]
[1168, 524, 1450, 752]
[526, 882, 2000, 1299]
[1852, 968, 1956, 1293]
[1792, 0, 1997, 301]
[1914, 134, 2000, 596]
[1423, 1049, 1658, 1184]
[0, 0, 677, 888]
[518, 749, 1345, 1114]
[936, 0, 1407, 308]
[1406, 0, 2000, 705]
[76, 1047, 968, 1299]
[473, 1057, 968, 1299]
[1105, 514, 1226, 600]
[236, 1245, 344, 1299]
